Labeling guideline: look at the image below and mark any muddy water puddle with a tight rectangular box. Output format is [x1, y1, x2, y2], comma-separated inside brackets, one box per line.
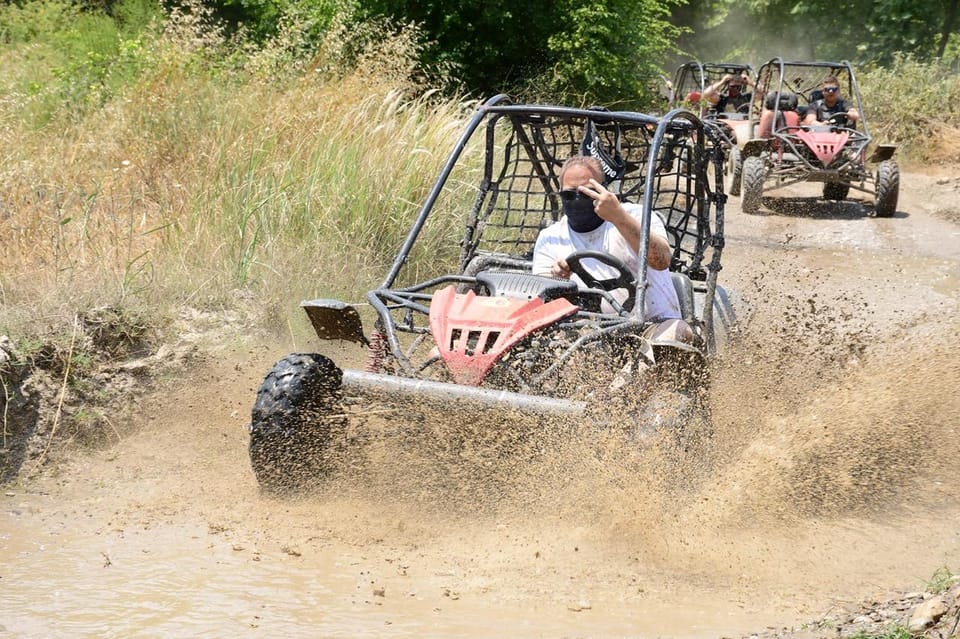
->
[0, 484, 803, 638]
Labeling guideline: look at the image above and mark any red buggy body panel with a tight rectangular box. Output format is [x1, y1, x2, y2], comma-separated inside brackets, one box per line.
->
[795, 129, 850, 166]
[428, 286, 578, 385]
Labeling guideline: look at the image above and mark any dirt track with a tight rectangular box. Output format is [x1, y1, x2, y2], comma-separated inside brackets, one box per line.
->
[2, 168, 959, 638]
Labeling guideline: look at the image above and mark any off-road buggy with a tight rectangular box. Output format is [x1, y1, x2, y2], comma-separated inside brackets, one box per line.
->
[670, 61, 755, 196]
[248, 96, 734, 495]
[740, 58, 899, 216]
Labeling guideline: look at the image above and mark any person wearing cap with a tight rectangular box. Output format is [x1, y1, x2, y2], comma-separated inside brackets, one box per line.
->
[532, 155, 691, 340]
[702, 73, 754, 113]
[803, 75, 860, 126]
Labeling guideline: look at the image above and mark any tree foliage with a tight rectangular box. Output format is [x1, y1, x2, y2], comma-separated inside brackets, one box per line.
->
[354, 0, 684, 107]
[673, 0, 959, 67]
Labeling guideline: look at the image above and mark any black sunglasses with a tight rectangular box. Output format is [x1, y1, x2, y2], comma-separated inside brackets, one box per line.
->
[559, 188, 588, 202]
[823, 86, 839, 93]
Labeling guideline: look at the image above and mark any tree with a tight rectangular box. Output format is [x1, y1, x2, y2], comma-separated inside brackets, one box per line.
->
[937, 0, 958, 59]
[672, 0, 957, 66]
[546, 0, 682, 106]
[357, 0, 684, 107]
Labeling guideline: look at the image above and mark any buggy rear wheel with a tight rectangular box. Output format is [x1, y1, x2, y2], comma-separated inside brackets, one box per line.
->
[728, 146, 743, 196]
[823, 181, 850, 201]
[249, 353, 345, 495]
[874, 159, 899, 217]
[741, 156, 765, 215]
[626, 383, 713, 452]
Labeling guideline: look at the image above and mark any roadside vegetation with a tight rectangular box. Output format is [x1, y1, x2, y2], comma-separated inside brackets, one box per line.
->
[859, 55, 960, 164]
[1, 0, 959, 455]
[751, 566, 960, 639]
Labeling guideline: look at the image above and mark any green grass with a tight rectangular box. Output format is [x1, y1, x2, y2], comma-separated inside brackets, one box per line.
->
[0, 0, 470, 350]
[848, 625, 912, 639]
[924, 565, 956, 594]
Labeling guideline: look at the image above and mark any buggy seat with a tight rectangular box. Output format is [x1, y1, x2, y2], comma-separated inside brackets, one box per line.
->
[757, 91, 801, 141]
[475, 271, 578, 302]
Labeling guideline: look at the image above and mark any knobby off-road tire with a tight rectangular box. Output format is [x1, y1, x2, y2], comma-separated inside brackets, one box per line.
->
[741, 156, 765, 215]
[249, 352, 345, 496]
[728, 146, 743, 196]
[874, 159, 900, 218]
[627, 383, 713, 454]
[823, 181, 850, 201]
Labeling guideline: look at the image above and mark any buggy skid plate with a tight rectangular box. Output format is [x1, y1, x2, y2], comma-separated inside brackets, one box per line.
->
[342, 370, 587, 418]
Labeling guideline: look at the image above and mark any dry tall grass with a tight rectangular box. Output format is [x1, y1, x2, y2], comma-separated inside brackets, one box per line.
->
[0, 7, 472, 346]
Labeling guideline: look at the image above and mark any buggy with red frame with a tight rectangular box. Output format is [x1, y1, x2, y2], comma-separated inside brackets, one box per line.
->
[247, 96, 735, 495]
[740, 58, 899, 216]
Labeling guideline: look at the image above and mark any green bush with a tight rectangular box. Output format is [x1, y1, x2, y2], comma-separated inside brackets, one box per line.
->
[0, 0, 161, 125]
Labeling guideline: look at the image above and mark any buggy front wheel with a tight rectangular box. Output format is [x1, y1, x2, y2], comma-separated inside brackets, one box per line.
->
[249, 352, 345, 495]
[741, 156, 765, 215]
[728, 146, 743, 196]
[874, 160, 900, 217]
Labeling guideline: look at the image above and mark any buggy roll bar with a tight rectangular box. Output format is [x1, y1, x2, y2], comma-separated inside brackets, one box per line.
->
[752, 58, 871, 140]
[372, 97, 726, 362]
[380, 96, 667, 291]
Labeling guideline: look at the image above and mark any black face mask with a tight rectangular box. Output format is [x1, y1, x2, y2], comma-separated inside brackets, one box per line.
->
[561, 191, 603, 232]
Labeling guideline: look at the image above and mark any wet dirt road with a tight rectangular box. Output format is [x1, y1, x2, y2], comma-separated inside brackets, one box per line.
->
[2, 170, 959, 638]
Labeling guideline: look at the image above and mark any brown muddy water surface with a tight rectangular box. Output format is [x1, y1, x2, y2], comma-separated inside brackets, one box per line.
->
[2, 171, 960, 638]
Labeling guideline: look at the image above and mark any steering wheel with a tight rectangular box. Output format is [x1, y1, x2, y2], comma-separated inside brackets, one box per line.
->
[564, 250, 637, 312]
[827, 112, 849, 127]
[737, 102, 751, 114]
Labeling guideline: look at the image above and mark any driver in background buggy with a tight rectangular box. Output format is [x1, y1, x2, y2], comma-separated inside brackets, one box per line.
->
[803, 75, 860, 126]
[702, 73, 754, 114]
[532, 155, 693, 343]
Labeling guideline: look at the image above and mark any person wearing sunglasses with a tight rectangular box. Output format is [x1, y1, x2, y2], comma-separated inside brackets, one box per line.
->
[532, 155, 691, 340]
[803, 75, 860, 126]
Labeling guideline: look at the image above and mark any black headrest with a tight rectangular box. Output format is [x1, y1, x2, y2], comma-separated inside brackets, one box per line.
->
[764, 91, 798, 111]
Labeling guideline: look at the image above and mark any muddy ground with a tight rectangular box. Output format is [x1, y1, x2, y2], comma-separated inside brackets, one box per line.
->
[1, 167, 959, 638]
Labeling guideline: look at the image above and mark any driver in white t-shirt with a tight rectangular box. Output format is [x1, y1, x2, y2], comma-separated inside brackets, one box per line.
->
[532, 155, 692, 342]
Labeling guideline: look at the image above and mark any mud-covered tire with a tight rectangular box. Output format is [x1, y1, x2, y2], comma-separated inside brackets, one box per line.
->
[741, 156, 765, 215]
[248, 353, 345, 495]
[823, 181, 850, 201]
[874, 159, 900, 218]
[727, 146, 743, 196]
[626, 384, 712, 454]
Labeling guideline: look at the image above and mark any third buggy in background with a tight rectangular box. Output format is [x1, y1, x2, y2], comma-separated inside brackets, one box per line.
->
[670, 60, 755, 196]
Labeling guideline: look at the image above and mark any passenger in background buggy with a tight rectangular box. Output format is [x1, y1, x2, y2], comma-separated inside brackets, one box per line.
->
[532, 155, 693, 342]
[803, 75, 860, 126]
